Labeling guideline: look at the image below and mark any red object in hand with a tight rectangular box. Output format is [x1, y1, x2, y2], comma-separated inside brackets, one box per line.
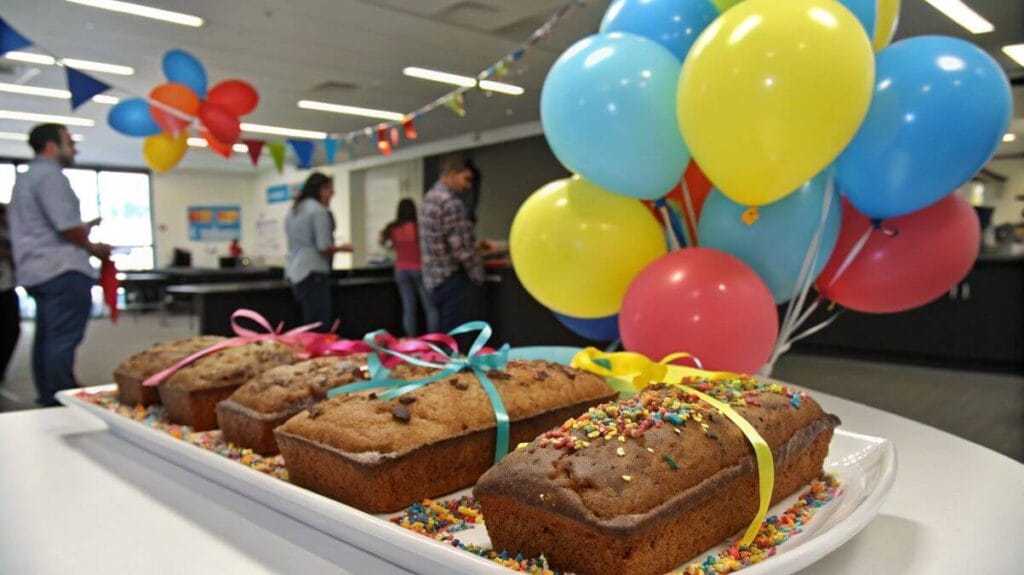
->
[101, 259, 119, 323]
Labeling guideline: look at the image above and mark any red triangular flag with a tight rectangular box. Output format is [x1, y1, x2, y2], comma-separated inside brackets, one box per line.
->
[376, 125, 391, 156]
[402, 118, 418, 140]
[243, 139, 264, 166]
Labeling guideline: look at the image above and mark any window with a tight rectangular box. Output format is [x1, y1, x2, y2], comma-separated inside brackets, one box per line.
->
[0, 161, 154, 270]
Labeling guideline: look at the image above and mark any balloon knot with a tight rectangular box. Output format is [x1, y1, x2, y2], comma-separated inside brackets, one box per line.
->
[741, 206, 759, 226]
[871, 219, 899, 237]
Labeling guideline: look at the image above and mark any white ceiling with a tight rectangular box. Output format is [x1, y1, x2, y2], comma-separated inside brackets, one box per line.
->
[0, 0, 1021, 171]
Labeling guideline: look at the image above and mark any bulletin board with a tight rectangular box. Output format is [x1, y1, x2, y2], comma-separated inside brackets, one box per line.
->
[188, 205, 241, 242]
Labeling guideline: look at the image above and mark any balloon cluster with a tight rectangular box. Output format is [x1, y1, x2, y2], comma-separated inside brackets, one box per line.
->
[107, 49, 259, 172]
[511, 0, 1010, 374]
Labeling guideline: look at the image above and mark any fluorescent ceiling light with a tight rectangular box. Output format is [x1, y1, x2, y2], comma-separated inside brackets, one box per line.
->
[232, 143, 248, 153]
[3, 51, 134, 75]
[188, 137, 251, 154]
[479, 80, 525, 96]
[65, 0, 203, 27]
[1004, 133, 1017, 143]
[297, 100, 405, 122]
[0, 82, 120, 105]
[402, 66, 476, 88]
[91, 94, 119, 104]
[0, 110, 95, 126]
[924, 1, 994, 34]
[240, 122, 327, 140]
[0, 131, 84, 142]
[1003, 44, 1024, 67]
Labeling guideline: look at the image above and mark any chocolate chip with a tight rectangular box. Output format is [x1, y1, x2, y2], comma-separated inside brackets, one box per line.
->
[450, 380, 469, 391]
[391, 405, 411, 422]
[556, 365, 577, 380]
[486, 370, 512, 380]
[399, 396, 416, 404]
[368, 392, 377, 400]
[533, 370, 549, 381]
[307, 404, 324, 419]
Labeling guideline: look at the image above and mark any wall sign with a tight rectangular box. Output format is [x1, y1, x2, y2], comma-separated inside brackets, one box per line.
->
[188, 205, 241, 241]
[266, 184, 291, 204]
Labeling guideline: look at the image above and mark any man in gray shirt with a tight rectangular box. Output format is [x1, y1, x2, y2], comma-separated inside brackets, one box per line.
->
[8, 124, 111, 406]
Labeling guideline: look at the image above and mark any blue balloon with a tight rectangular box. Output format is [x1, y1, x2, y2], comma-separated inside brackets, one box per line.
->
[162, 49, 207, 97]
[554, 312, 620, 341]
[836, 0, 877, 40]
[836, 36, 1011, 220]
[541, 33, 690, 200]
[600, 0, 718, 63]
[107, 98, 162, 137]
[698, 171, 841, 304]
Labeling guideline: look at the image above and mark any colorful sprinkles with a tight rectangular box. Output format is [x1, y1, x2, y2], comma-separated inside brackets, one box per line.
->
[74, 390, 288, 480]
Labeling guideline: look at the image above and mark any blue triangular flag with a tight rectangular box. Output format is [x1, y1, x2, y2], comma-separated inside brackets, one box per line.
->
[288, 139, 314, 169]
[66, 68, 111, 110]
[0, 16, 33, 53]
[323, 138, 339, 164]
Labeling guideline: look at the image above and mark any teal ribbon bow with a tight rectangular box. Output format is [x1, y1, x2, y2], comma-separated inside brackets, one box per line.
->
[325, 321, 513, 464]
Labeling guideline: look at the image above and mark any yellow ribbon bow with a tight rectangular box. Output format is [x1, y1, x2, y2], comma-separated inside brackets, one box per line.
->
[570, 347, 774, 548]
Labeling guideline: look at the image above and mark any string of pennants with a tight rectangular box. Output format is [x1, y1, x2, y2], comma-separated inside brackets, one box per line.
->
[0, 0, 586, 173]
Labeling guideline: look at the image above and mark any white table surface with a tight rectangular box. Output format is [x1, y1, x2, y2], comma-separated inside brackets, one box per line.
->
[1, 389, 1021, 575]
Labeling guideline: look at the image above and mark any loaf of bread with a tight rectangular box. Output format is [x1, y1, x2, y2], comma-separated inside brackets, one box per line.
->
[474, 378, 840, 575]
[275, 359, 617, 513]
[216, 355, 368, 455]
[158, 340, 296, 431]
[114, 336, 228, 406]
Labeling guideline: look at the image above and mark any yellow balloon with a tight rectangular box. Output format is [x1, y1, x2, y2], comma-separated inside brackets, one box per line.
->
[509, 176, 666, 318]
[678, 0, 874, 206]
[873, 0, 900, 52]
[143, 131, 188, 173]
[710, 0, 744, 14]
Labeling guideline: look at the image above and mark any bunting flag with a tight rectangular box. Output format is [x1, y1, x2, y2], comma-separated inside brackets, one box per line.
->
[66, 68, 111, 110]
[323, 138, 339, 164]
[402, 118, 418, 140]
[0, 16, 33, 53]
[444, 92, 466, 117]
[376, 125, 392, 156]
[389, 127, 399, 146]
[288, 139, 314, 169]
[268, 141, 286, 173]
[243, 139, 264, 166]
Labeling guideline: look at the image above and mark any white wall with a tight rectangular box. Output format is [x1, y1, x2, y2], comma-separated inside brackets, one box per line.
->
[152, 170, 259, 268]
[985, 158, 1024, 226]
[353, 159, 423, 266]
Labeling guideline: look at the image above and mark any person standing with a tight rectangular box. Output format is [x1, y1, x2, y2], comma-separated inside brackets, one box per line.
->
[419, 156, 485, 332]
[380, 198, 438, 335]
[8, 124, 111, 406]
[0, 204, 20, 384]
[285, 172, 351, 332]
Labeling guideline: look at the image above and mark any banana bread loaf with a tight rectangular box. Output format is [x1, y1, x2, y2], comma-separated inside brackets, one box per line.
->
[114, 336, 227, 406]
[158, 340, 296, 431]
[217, 355, 368, 454]
[474, 378, 840, 575]
[275, 359, 617, 513]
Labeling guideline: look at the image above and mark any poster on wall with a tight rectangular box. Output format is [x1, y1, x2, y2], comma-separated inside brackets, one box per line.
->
[188, 205, 241, 242]
[266, 183, 302, 204]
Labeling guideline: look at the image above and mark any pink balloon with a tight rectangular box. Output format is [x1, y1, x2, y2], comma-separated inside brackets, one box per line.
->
[619, 247, 778, 374]
[816, 195, 980, 313]
[199, 102, 240, 145]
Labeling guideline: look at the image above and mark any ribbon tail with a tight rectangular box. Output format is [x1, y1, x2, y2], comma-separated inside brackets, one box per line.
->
[472, 366, 510, 464]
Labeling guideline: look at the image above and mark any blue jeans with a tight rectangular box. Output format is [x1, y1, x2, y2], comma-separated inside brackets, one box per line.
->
[395, 269, 438, 336]
[290, 272, 333, 333]
[26, 272, 94, 406]
[429, 271, 481, 334]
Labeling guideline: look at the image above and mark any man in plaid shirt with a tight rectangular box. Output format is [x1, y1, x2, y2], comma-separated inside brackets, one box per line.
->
[419, 156, 485, 332]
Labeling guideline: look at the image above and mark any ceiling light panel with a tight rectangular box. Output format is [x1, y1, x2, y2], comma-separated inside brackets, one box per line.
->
[297, 100, 405, 121]
[923, 1, 994, 34]
[65, 0, 203, 27]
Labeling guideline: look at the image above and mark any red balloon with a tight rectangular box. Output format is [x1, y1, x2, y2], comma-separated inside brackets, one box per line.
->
[815, 195, 980, 313]
[619, 247, 778, 374]
[206, 79, 259, 116]
[203, 130, 233, 158]
[199, 103, 240, 144]
[149, 82, 200, 134]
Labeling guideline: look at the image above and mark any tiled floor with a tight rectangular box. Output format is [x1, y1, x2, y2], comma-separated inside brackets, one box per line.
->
[2, 314, 1021, 462]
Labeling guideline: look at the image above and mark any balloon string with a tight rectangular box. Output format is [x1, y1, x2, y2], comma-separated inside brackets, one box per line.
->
[657, 204, 683, 251]
[680, 177, 700, 247]
[776, 309, 846, 356]
[825, 226, 872, 288]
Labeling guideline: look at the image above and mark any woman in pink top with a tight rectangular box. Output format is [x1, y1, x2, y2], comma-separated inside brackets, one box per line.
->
[380, 199, 439, 335]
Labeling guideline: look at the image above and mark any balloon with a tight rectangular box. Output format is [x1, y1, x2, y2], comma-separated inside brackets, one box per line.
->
[199, 103, 240, 144]
[203, 130, 233, 158]
[510, 176, 667, 318]
[142, 132, 188, 173]
[678, 0, 874, 206]
[162, 49, 207, 97]
[107, 98, 161, 137]
[541, 33, 690, 200]
[149, 83, 200, 134]
[709, 0, 743, 13]
[620, 248, 778, 373]
[207, 79, 260, 116]
[600, 0, 718, 62]
[554, 312, 620, 341]
[815, 195, 980, 314]
[835, 36, 1011, 220]
[873, 0, 900, 51]
[698, 171, 841, 303]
